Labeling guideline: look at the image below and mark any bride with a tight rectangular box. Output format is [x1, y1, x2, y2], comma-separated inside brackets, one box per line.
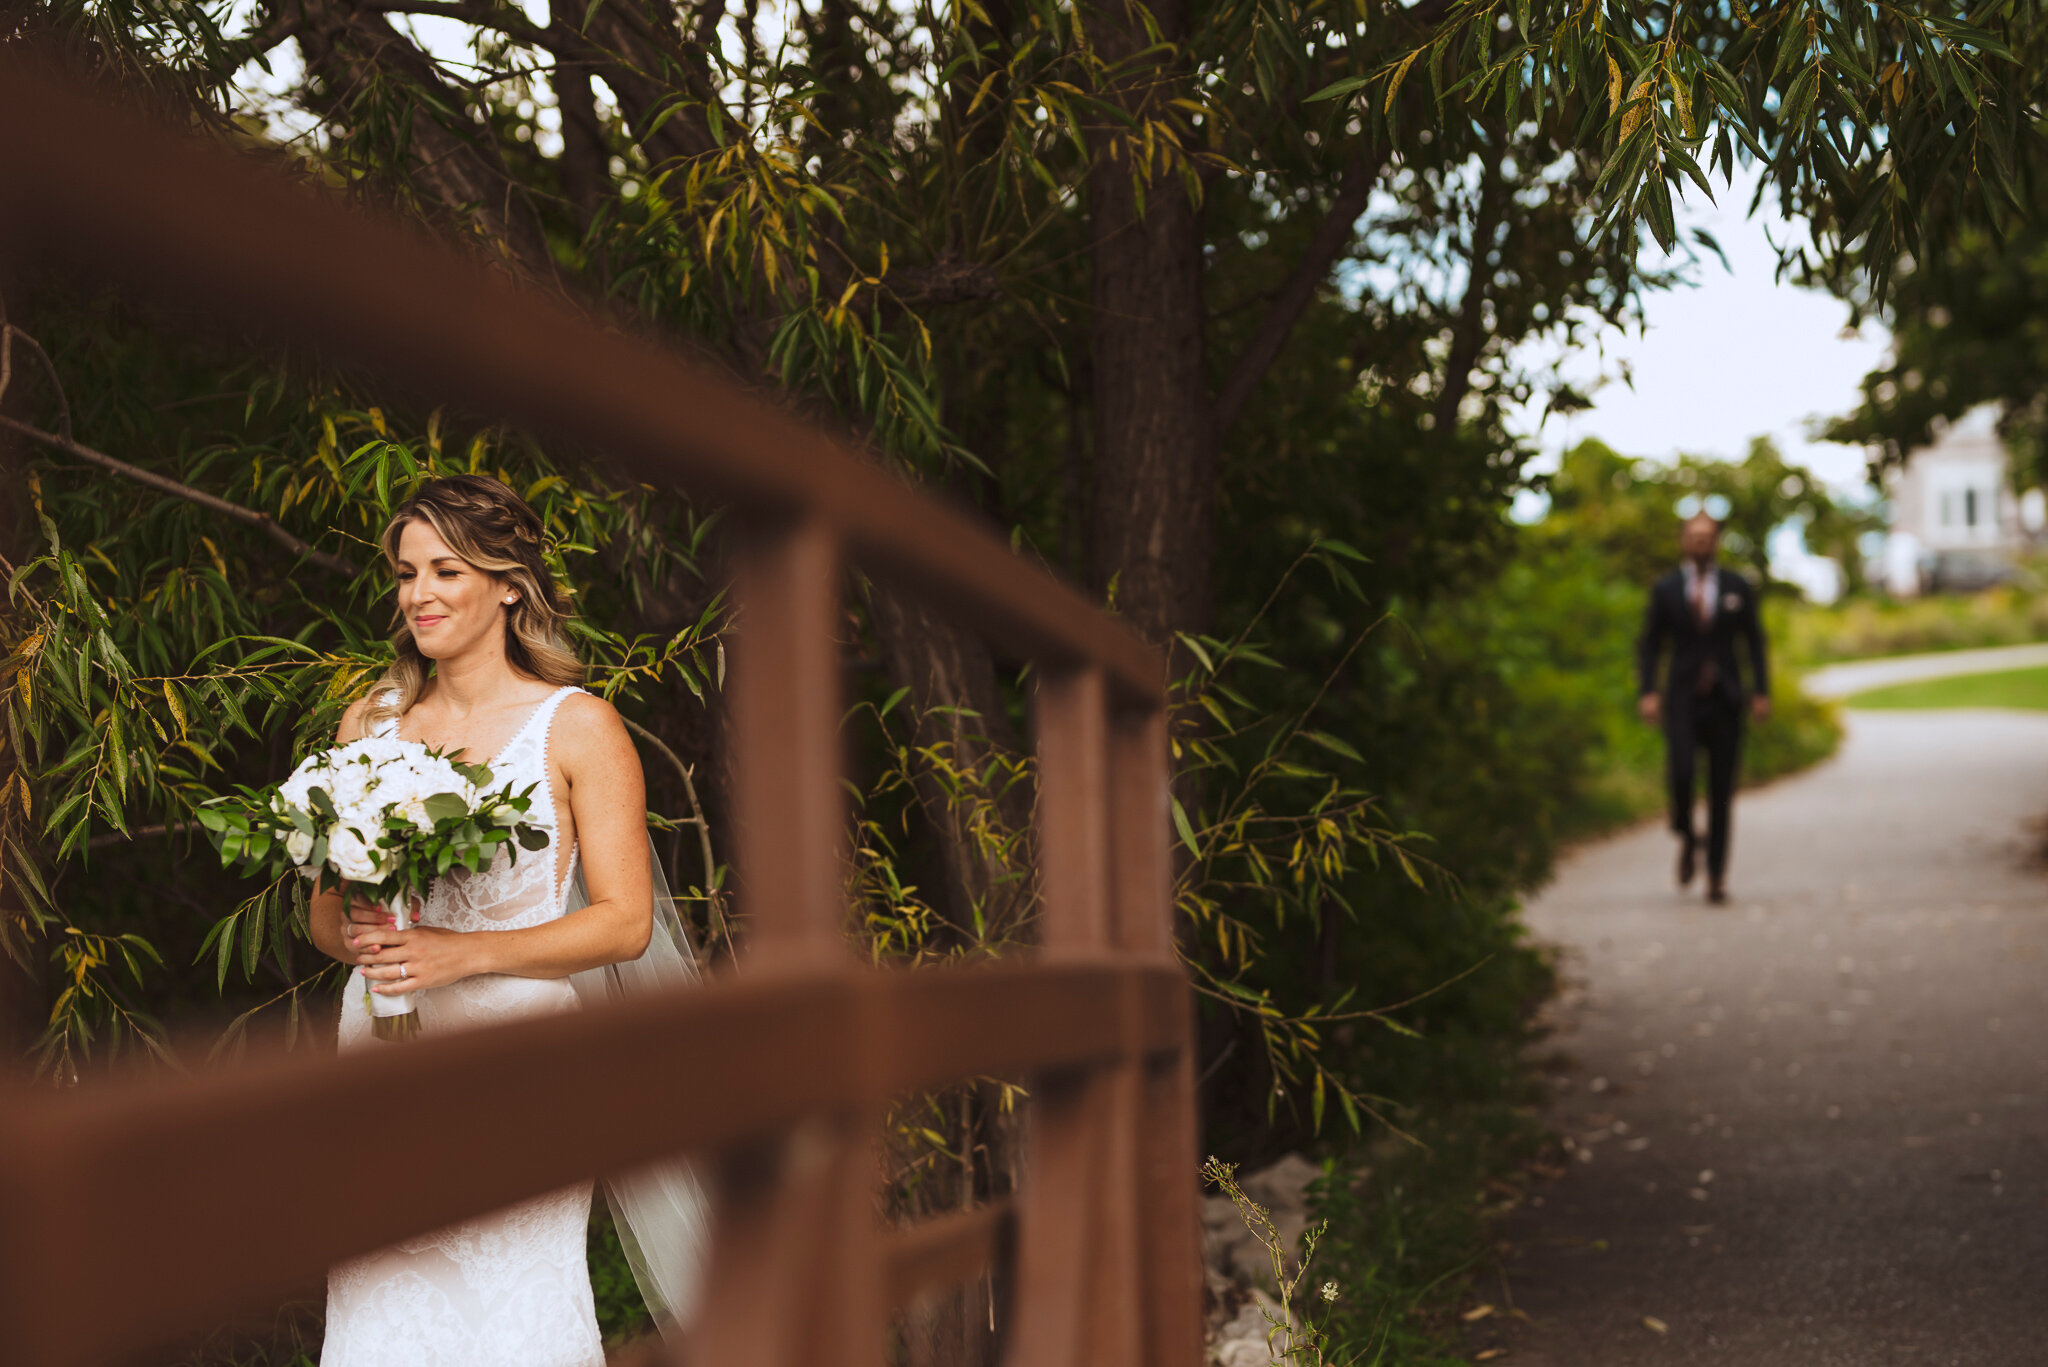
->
[305, 474, 701, 1365]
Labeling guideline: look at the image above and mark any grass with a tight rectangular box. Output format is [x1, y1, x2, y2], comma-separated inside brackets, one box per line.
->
[1312, 1096, 1552, 1366]
[1845, 664, 2048, 711]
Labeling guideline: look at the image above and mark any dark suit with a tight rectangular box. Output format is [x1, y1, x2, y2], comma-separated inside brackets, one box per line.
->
[1636, 565, 1770, 882]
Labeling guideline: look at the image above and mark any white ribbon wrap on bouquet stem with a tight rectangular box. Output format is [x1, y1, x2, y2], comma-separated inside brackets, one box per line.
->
[565, 835, 711, 1334]
[365, 893, 418, 1019]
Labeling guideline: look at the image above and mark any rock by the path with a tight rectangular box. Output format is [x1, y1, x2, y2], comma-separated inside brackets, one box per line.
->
[1202, 1153, 1321, 1364]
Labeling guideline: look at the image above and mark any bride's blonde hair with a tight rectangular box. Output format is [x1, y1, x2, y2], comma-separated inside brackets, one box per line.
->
[364, 475, 584, 728]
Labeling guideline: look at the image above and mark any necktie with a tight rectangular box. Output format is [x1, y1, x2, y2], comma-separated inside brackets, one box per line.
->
[1693, 571, 1718, 694]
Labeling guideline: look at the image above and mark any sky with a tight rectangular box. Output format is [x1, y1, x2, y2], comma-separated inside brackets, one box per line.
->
[1510, 165, 1894, 501]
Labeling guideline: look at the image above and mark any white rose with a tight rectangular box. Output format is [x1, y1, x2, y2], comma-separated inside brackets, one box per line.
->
[285, 828, 314, 864]
[328, 828, 385, 883]
[330, 792, 380, 836]
[395, 794, 435, 832]
[326, 763, 370, 809]
[279, 752, 332, 811]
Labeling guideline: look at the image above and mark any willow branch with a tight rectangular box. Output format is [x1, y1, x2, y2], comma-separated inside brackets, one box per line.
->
[1433, 140, 1508, 433]
[1213, 140, 1391, 435]
[0, 414, 359, 577]
[621, 715, 729, 953]
[86, 824, 175, 850]
[1210, 0, 1461, 434]
[361, 0, 555, 46]
[0, 325, 72, 442]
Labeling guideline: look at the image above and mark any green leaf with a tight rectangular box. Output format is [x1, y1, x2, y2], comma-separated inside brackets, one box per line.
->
[1174, 632, 1216, 673]
[1302, 731, 1364, 763]
[1304, 75, 1370, 102]
[1170, 796, 1202, 860]
[422, 792, 469, 825]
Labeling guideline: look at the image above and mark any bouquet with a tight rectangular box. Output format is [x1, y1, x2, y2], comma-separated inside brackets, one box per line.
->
[200, 734, 550, 1040]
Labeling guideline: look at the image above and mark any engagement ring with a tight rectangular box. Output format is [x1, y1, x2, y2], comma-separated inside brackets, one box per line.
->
[397, 964, 408, 980]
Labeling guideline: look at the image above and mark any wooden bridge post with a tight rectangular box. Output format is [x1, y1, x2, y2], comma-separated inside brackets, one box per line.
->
[1010, 664, 1143, 1366]
[686, 513, 883, 1367]
[727, 513, 848, 961]
[1109, 705, 1203, 1367]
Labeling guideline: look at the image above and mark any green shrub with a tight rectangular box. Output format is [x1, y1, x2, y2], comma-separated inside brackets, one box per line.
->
[588, 1202, 656, 1347]
[1780, 568, 2048, 666]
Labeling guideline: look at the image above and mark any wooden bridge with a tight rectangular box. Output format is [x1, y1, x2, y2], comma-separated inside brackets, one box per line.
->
[0, 61, 1200, 1367]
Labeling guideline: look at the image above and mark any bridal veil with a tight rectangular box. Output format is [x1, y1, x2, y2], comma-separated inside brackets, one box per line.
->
[564, 838, 711, 1334]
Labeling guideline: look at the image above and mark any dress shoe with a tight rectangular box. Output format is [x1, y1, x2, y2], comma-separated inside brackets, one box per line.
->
[1706, 881, 1728, 905]
[1677, 836, 1697, 887]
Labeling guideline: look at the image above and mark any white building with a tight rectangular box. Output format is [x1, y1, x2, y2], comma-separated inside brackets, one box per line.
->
[1881, 406, 2046, 594]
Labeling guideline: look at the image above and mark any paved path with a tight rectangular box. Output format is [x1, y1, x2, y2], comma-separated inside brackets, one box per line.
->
[1495, 710, 2048, 1366]
[1803, 642, 2048, 699]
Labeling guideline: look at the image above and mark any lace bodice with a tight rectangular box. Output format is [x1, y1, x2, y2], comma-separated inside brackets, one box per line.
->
[404, 685, 581, 935]
[324, 683, 606, 1367]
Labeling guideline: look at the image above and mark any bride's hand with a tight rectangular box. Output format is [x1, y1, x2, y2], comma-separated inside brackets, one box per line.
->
[340, 893, 392, 953]
[355, 923, 476, 996]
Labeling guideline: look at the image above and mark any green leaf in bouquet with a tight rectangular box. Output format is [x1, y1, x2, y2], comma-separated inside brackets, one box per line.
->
[195, 806, 229, 833]
[423, 792, 469, 826]
[248, 830, 273, 861]
[515, 825, 550, 852]
[307, 786, 338, 822]
[436, 845, 455, 876]
[454, 760, 493, 787]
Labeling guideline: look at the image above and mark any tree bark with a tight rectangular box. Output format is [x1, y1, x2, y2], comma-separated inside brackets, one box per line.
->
[292, 0, 553, 273]
[549, 14, 609, 229]
[555, 0, 724, 169]
[865, 582, 1035, 942]
[1083, 0, 1212, 648]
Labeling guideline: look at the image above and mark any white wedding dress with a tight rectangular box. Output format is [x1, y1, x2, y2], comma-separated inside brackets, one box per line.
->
[322, 684, 607, 1367]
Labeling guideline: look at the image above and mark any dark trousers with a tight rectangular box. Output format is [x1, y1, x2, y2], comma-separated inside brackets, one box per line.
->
[1667, 698, 1743, 880]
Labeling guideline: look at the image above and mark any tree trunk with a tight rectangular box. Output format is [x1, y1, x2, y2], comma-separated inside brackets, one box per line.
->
[1083, 0, 1213, 648]
[865, 583, 1035, 943]
[292, 0, 554, 274]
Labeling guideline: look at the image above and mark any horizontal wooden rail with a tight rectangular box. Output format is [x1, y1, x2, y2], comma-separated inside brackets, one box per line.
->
[0, 958, 1184, 1367]
[0, 61, 1162, 707]
[883, 1200, 1017, 1309]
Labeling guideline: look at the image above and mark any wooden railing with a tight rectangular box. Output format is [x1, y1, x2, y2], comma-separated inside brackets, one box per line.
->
[0, 62, 1200, 1367]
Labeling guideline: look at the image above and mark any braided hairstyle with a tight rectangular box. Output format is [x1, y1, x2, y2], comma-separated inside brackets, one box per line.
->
[365, 475, 584, 728]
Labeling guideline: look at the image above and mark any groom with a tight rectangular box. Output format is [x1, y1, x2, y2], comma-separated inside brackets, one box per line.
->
[1636, 513, 1771, 904]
